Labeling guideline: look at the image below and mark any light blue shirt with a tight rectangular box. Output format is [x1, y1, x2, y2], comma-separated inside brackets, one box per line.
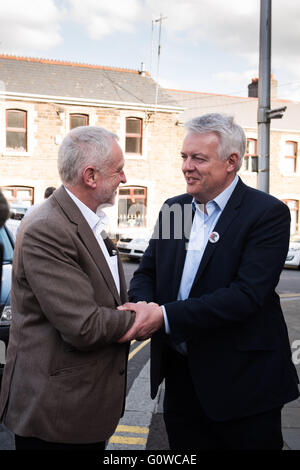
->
[163, 175, 239, 337]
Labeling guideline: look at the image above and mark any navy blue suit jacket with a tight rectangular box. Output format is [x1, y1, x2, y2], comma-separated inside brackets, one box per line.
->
[129, 179, 299, 421]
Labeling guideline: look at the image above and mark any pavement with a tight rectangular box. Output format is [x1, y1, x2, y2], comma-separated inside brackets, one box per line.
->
[106, 360, 165, 451]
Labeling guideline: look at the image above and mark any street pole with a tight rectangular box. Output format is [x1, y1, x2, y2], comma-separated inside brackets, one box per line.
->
[150, 20, 154, 77]
[154, 14, 167, 110]
[257, 0, 271, 193]
[257, 0, 287, 193]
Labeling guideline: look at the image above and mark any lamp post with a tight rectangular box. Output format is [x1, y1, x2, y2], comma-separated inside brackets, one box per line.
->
[257, 0, 286, 193]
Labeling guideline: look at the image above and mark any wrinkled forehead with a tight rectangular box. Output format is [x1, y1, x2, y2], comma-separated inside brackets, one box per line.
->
[182, 131, 221, 152]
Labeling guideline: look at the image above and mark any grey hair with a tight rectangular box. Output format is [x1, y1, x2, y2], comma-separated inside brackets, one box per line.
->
[185, 113, 246, 171]
[58, 126, 119, 185]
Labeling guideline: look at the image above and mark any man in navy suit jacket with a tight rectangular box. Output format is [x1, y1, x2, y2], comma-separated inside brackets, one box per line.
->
[118, 113, 299, 450]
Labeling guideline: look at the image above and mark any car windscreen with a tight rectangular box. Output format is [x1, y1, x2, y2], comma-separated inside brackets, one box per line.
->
[0, 227, 14, 264]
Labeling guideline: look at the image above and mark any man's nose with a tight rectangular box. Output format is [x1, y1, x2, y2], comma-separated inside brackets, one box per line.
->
[182, 156, 195, 172]
[120, 171, 127, 184]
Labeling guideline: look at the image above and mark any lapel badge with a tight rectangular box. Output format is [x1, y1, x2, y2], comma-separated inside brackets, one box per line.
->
[208, 231, 220, 243]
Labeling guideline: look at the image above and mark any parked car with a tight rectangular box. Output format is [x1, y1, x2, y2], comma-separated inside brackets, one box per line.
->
[0, 226, 14, 387]
[117, 231, 151, 260]
[285, 233, 300, 269]
[5, 204, 28, 240]
[9, 204, 28, 220]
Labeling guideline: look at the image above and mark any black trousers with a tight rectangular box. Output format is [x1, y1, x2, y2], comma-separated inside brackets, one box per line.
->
[15, 434, 106, 451]
[163, 347, 283, 451]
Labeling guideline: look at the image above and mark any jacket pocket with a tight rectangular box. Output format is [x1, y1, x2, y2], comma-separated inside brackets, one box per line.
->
[50, 360, 98, 377]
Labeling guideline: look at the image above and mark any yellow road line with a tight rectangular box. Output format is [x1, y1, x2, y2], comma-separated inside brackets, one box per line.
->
[115, 425, 149, 434]
[128, 339, 150, 360]
[109, 424, 149, 446]
[109, 341, 151, 447]
[109, 436, 147, 445]
[280, 293, 300, 298]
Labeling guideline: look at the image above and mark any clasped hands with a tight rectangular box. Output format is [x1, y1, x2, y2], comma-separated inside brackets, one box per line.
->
[117, 301, 164, 343]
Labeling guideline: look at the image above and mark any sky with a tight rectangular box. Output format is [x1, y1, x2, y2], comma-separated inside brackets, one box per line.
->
[0, 0, 300, 101]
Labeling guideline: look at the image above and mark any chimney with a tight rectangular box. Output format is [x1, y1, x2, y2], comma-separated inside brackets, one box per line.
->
[270, 74, 278, 99]
[248, 77, 259, 97]
[248, 75, 278, 99]
[139, 62, 146, 77]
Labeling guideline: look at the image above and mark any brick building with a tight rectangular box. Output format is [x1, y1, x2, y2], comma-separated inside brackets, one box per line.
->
[1, 54, 300, 236]
[0, 55, 184, 236]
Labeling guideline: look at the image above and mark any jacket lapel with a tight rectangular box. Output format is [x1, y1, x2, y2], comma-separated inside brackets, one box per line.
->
[101, 229, 128, 303]
[117, 255, 128, 304]
[190, 179, 247, 289]
[172, 196, 194, 299]
[53, 186, 122, 304]
[77, 223, 121, 304]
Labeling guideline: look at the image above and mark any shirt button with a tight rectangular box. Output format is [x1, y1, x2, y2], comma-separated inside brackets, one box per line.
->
[119, 368, 125, 376]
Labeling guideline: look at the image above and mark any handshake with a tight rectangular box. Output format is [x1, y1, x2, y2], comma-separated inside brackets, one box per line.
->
[117, 301, 164, 343]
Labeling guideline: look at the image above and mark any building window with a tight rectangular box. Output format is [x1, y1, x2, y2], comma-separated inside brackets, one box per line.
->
[125, 117, 143, 155]
[2, 186, 34, 206]
[6, 109, 27, 152]
[283, 141, 297, 173]
[283, 199, 299, 234]
[118, 186, 147, 227]
[70, 114, 89, 130]
[243, 138, 258, 172]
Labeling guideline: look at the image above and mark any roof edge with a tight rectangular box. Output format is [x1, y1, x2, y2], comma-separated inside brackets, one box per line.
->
[165, 87, 300, 104]
[0, 53, 150, 76]
[0, 90, 184, 113]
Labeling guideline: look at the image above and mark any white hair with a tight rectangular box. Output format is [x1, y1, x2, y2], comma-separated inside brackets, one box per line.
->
[185, 113, 246, 171]
[58, 126, 118, 185]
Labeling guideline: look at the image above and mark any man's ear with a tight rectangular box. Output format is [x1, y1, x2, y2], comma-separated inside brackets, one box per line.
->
[227, 153, 239, 172]
[82, 166, 99, 188]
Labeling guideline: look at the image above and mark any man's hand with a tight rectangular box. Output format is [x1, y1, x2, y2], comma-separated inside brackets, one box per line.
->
[117, 302, 164, 343]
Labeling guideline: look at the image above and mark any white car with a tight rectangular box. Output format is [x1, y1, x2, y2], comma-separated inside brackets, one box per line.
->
[285, 233, 300, 269]
[5, 204, 28, 240]
[117, 232, 151, 259]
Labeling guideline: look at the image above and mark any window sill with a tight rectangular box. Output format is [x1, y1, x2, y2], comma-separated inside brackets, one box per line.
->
[2, 151, 32, 157]
[125, 153, 146, 160]
[281, 172, 300, 177]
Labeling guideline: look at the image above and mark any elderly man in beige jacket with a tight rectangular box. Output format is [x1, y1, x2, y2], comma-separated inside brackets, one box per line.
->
[0, 126, 134, 450]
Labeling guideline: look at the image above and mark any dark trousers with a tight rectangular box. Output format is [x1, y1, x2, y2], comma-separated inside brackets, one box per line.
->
[163, 347, 283, 450]
[15, 434, 106, 451]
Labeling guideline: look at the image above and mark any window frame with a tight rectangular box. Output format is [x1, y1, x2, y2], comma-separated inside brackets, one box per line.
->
[125, 117, 143, 155]
[243, 138, 258, 173]
[118, 185, 147, 228]
[69, 113, 89, 130]
[284, 141, 298, 174]
[1, 185, 34, 206]
[6, 109, 28, 152]
[282, 199, 299, 234]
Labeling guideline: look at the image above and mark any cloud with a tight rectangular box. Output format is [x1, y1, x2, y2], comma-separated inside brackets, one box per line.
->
[145, 0, 300, 99]
[0, 0, 63, 54]
[145, 0, 300, 59]
[0, 0, 299, 100]
[212, 70, 259, 96]
[146, 0, 259, 51]
[67, 0, 143, 39]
